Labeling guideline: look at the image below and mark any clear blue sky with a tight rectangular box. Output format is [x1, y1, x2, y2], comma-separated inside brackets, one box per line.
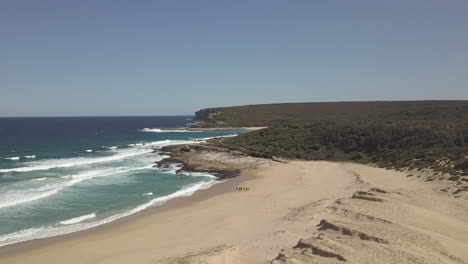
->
[1, 0, 467, 117]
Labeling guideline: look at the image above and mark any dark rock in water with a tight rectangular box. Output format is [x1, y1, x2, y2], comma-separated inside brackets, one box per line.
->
[160, 164, 171, 169]
[154, 158, 184, 169]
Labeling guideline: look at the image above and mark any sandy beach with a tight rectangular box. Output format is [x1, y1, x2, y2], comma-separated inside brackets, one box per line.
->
[1, 160, 467, 264]
[2, 0, 468, 262]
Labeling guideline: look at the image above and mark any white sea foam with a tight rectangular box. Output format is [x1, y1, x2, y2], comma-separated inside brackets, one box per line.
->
[127, 181, 217, 213]
[147, 139, 204, 148]
[33, 177, 48, 181]
[0, 136, 232, 209]
[158, 163, 183, 174]
[102, 146, 118, 150]
[143, 192, 153, 196]
[0, 165, 152, 209]
[140, 128, 200, 133]
[0, 180, 219, 247]
[203, 134, 238, 140]
[24, 155, 36, 159]
[181, 171, 218, 179]
[158, 134, 238, 147]
[147, 139, 172, 146]
[148, 135, 239, 148]
[0, 136, 232, 246]
[59, 213, 96, 225]
[0, 148, 152, 173]
[59, 165, 152, 190]
[84, 149, 93, 153]
[3, 156, 19, 161]
[0, 188, 62, 209]
[157, 162, 217, 178]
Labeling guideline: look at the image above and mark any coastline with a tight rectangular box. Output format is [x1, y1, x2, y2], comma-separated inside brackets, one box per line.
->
[161, 126, 267, 132]
[0, 134, 246, 249]
[1, 139, 467, 263]
[1, 159, 467, 263]
[0, 139, 267, 254]
[0, 171, 252, 256]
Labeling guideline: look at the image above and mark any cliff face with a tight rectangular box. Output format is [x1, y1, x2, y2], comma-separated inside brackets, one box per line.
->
[194, 108, 219, 121]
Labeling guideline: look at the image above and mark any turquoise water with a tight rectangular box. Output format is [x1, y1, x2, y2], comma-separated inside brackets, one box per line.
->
[0, 116, 241, 246]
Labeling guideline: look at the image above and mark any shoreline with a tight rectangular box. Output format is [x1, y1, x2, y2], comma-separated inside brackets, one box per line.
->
[0, 136, 266, 252]
[0, 172, 252, 255]
[166, 126, 266, 132]
[1, 159, 467, 263]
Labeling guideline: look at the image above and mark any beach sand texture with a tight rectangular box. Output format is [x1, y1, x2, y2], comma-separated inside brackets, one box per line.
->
[1, 161, 467, 264]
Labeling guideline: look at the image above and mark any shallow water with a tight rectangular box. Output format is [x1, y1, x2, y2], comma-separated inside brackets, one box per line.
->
[0, 116, 241, 246]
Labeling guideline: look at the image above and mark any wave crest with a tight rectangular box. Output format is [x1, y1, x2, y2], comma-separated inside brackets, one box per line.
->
[0, 180, 218, 246]
[3, 157, 19, 161]
[0, 165, 152, 209]
[59, 213, 96, 225]
[140, 128, 200, 133]
[0, 148, 152, 173]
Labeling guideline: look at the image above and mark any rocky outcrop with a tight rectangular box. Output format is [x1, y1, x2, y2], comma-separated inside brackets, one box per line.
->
[194, 108, 220, 122]
[155, 141, 274, 178]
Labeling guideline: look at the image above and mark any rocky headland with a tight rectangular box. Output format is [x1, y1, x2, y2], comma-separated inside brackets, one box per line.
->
[155, 140, 275, 178]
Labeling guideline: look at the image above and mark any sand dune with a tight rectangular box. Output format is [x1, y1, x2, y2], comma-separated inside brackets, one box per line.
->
[0, 161, 467, 264]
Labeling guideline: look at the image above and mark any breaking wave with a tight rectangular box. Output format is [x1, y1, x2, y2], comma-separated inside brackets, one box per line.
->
[0, 148, 151, 173]
[0, 133, 237, 247]
[0, 165, 153, 209]
[3, 157, 19, 161]
[0, 180, 218, 247]
[140, 128, 201, 133]
[32, 177, 48, 181]
[59, 213, 96, 225]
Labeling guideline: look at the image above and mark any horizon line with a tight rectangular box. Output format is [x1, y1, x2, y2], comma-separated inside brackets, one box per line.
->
[0, 114, 195, 119]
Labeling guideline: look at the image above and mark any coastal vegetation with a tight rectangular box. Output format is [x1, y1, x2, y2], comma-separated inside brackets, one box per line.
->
[196, 101, 468, 176]
[194, 100, 468, 127]
[222, 121, 468, 175]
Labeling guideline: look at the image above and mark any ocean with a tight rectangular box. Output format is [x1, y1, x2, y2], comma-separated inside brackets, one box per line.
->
[0, 116, 240, 247]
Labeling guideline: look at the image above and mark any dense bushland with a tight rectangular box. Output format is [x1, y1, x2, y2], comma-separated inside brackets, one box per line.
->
[196, 101, 468, 175]
[223, 121, 468, 175]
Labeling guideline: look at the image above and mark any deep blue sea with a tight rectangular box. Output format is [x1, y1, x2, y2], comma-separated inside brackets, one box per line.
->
[0, 116, 240, 246]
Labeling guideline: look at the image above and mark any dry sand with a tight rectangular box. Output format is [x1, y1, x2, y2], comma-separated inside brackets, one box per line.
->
[0, 161, 467, 264]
